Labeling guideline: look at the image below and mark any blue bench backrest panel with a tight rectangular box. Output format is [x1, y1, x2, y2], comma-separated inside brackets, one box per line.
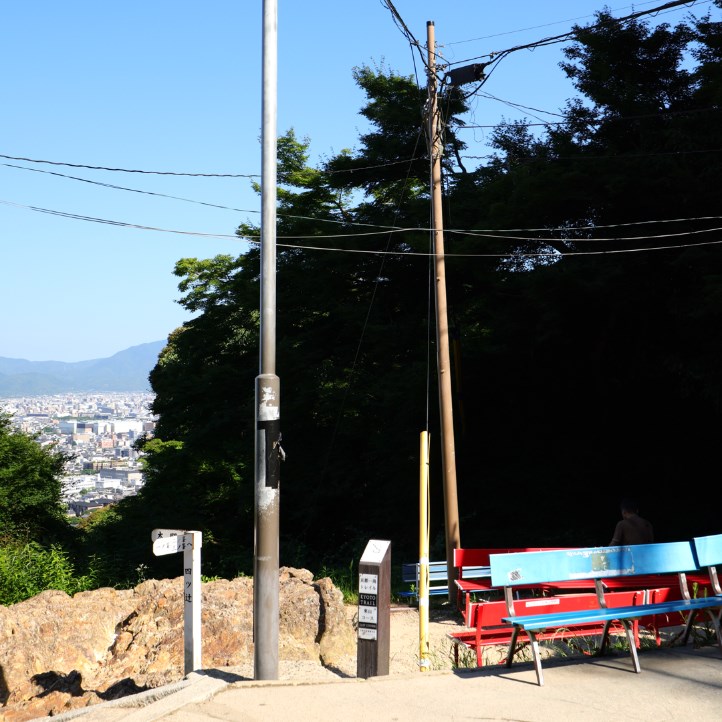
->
[489, 541, 696, 588]
[692, 533, 722, 568]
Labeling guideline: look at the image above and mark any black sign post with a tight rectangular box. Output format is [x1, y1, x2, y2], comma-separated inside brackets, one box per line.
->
[356, 539, 391, 678]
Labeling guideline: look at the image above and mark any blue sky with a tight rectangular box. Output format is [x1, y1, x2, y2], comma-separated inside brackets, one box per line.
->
[1, 0, 712, 362]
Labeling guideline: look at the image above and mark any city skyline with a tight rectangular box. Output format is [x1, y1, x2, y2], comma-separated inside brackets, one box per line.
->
[3, 391, 156, 515]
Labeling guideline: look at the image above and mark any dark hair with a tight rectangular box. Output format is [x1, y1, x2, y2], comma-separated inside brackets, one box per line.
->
[620, 498, 639, 513]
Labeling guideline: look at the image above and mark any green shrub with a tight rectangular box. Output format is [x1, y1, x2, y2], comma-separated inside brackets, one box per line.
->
[0, 541, 97, 606]
[318, 560, 359, 605]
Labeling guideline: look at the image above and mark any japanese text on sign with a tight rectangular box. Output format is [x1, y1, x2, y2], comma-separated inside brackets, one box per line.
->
[359, 573, 378, 594]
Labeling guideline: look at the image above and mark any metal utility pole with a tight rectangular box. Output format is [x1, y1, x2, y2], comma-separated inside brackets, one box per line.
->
[426, 21, 461, 602]
[254, 0, 281, 680]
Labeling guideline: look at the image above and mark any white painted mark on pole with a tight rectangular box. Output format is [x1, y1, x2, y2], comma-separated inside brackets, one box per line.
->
[258, 385, 279, 420]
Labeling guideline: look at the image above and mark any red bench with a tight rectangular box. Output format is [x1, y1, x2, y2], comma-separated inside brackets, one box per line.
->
[453, 547, 571, 623]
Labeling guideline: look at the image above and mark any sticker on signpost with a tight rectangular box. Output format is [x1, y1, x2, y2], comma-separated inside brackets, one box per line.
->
[359, 573, 378, 594]
[359, 605, 378, 624]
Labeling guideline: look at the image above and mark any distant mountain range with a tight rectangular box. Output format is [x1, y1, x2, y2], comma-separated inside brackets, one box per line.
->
[0, 341, 166, 396]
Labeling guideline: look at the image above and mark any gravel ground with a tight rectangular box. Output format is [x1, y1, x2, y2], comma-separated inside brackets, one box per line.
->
[216, 602, 468, 683]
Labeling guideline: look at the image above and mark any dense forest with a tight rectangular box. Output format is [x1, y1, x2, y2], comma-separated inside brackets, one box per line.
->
[3, 4, 722, 592]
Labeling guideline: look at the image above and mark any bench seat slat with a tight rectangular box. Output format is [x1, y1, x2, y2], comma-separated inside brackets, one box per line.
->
[503, 595, 722, 630]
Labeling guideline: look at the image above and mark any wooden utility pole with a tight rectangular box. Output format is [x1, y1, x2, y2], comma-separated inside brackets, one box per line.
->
[426, 21, 461, 602]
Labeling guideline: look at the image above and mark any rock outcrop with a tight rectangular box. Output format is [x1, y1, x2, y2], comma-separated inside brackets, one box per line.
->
[0, 568, 356, 721]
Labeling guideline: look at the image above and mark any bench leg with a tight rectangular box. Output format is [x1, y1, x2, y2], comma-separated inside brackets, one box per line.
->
[506, 628, 545, 686]
[598, 620, 612, 656]
[597, 619, 640, 674]
[708, 610, 722, 654]
[621, 620, 641, 674]
[680, 607, 722, 654]
[505, 626, 520, 668]
[527, 631, 545, 686]
[680, 609, 699, 647]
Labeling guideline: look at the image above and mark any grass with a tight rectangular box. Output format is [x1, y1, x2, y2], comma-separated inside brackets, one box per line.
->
[0, 541, 97, 606]
[318, 560, 359, 604]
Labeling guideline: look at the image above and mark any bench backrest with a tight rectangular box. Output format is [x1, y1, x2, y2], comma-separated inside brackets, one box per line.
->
[692, 533, 722, 595]
[453, 547, 570, 570]
[489, 541, 697, 588]
[692, 533, 722, 567]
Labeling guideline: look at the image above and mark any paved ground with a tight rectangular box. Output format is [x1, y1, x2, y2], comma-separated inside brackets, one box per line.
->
[47, 643, 722, 722]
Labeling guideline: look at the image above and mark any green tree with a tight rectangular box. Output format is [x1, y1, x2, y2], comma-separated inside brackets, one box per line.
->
[0, 414, 73, 544]
[447, 7, 722, 545]
[87, 7, 722, 579]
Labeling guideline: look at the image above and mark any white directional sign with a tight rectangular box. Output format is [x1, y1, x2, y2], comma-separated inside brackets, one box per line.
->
[150, 528, 203, 674]
[151, 528, 185, 541]
[153, 533, 193, 556]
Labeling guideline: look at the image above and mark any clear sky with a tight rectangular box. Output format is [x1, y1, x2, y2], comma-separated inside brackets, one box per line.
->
[1, 1, 712, 362]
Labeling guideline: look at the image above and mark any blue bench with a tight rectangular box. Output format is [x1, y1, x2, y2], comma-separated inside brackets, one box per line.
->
[399, 561, 488, 602]
[488, 534, 722, 686]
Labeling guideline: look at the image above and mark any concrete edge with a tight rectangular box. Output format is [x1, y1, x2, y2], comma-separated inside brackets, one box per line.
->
[115, 673, 231, 722]
[44, 673, 205, 721]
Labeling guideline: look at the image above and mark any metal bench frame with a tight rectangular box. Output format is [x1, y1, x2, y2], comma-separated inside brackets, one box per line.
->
[489, 536, 722, 686]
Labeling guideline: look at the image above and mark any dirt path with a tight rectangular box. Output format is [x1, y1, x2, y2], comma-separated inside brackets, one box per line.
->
[333, 601, 472, 677]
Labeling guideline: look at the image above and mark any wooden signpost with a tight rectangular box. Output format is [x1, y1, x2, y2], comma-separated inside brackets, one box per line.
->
[356, 539, 391, 678]
[151, 528, 202, 675]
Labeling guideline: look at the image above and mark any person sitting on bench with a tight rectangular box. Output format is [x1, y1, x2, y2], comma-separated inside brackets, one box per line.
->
[609, 497, 654, 545]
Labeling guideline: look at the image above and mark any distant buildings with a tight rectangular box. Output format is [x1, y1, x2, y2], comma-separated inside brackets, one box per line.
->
[1, 392, 156, 517]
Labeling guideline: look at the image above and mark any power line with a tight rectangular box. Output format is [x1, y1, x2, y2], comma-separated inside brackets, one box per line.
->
[445, 0, 682, 46]
[1, 162, 260, 215]
[0, 153, 257, 178]
[0, 151, 419, 179]
[3, 197, 719, 254]
[444, 0, 708, 71]
[0, 161, 430, 230]
[270, 236, 722, 258]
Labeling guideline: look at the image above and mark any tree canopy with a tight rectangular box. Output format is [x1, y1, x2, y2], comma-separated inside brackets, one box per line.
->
[0, 414, 73, 545]
[86, 5, 722, 580]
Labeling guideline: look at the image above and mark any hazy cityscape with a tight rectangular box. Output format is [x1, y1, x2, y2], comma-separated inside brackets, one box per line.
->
[1, 392, 155, 517]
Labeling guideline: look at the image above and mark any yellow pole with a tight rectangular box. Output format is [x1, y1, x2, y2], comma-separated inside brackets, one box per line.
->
[419, 431, 430, 671]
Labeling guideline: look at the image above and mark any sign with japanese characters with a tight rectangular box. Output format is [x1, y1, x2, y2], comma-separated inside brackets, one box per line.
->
[150, 528, 202, 674]
[151, 528, 185, 541]
[357, 540, 391, 676]
[152, 533, 193, 556]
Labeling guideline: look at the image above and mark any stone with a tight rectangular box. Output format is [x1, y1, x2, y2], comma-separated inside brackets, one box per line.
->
[0, 568, 356, 721]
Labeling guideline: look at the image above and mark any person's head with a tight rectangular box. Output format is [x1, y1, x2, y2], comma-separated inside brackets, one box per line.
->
[620, 498, 639, 518]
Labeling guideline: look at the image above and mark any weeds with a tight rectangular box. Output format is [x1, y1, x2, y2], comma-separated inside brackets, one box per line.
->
[0, 541, 97, 606]
[318, 559, 358, 604]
